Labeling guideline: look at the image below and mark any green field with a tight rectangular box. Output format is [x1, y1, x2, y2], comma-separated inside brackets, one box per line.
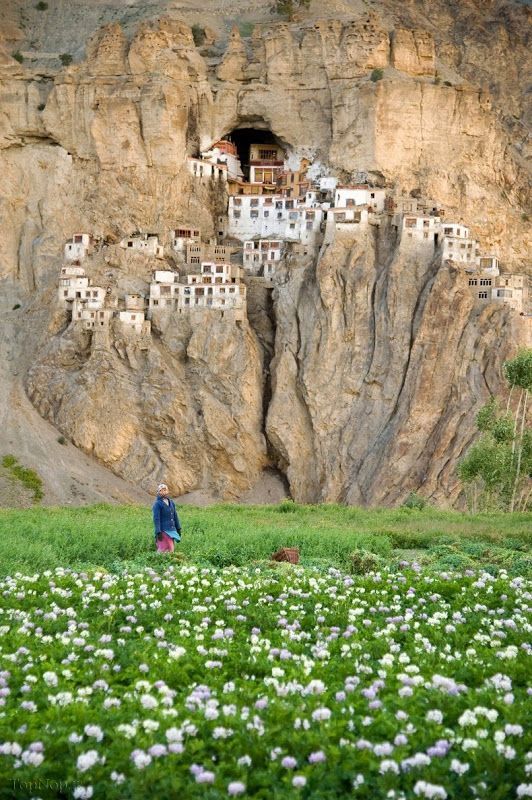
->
[0, 502, 530, 576]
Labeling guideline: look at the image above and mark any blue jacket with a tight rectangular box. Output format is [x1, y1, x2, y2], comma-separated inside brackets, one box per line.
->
[152, 496, 181, 540]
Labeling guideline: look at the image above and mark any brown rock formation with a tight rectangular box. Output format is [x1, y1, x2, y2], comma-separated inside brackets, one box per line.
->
[0, 5, 529, 506]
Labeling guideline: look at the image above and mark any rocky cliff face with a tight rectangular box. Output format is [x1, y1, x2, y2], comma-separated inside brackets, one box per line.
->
[0, 2, 530, 505]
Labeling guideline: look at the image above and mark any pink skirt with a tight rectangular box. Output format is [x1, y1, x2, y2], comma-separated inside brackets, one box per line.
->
[156, 532, 175, 552]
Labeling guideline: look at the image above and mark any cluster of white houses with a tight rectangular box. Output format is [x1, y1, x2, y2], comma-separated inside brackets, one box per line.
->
[58, 233, 248, 333]
[396, 208, 528, 313]
[58, 235, 151, 335]
[55, 139, 529, 334]
[148, 262, 246, 320]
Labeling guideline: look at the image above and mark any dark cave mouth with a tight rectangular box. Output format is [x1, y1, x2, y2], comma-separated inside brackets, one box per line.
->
[221, 127, 287, 181]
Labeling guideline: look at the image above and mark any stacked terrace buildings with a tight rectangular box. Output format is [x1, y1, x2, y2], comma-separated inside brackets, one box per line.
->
[56, 141, 529, 336]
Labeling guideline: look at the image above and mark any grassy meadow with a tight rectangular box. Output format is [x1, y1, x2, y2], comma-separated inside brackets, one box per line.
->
[0, 501, 530, 576]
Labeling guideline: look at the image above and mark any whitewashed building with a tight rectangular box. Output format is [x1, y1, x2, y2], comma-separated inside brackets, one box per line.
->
[201, 140, 243, 181]
[149, 270, 180, 311]
[172, 227, 201, 253]
[118, 310, 151, 335]
[476, 256, 500, 274]
[120, 234, 164, 259]
[442, 236, 478, 265]
[187, 157, 227, 181]
[228, 195, 324, 243]
[58, 273, 89, 304]
[402, 214, 441, 242]
[334, 185, 386, 213]
[175, 261, 246, 318]
[71, 300, 113, 330]
[490, 274, 528, 313]
[243, 240, 284, 272]
[64, 233, 90, 262]
[124, 293, 146, 311]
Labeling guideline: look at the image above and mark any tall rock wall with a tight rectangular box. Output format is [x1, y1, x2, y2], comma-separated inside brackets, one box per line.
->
[0, 10, 530, 505]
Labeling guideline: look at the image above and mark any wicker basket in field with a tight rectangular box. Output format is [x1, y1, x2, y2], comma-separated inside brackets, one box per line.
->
[271, 547, 300, 564]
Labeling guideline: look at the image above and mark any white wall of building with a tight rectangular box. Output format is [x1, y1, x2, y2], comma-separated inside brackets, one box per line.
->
[201, 147, 243, 181]
[228, 195, 323, 242]
[442, 223, 470, 239]
[187, 158, 227, 181]
[64, 234, 90, 262]
[120, 236, 164, 258]
[334, 187, 386, 212]
[442, 236, 478, 264]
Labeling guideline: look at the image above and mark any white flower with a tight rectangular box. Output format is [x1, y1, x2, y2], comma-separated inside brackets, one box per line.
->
[458, 710, 477, 727]
[450, 759, 470, 775]
[426, 710, 443, 724]
[228, 782, 246, 796]
[21, 750, 44, 767]
[462, 739, 479, 751]
[117, 724, 137, 739]
[237, 755, 252, 767]
[73, 787, 93, 799]
[212, 727, 234, 739]
[380, 760, 399, 774]
[84, 725, 104, 742]
[94, 649, 114, 660]
[168, 647, 186, 660]
[311, 707, 331, 722]
[165, 728, 183, 743]
[76, 750, 100, 772]
[505, 724, 523, 737]
[111, 772, 125, 784]
[292, 776, 306, 788]
[517, 785, 532, 798]
[304, 680, 326, 695]
[43, 671, 58, 687]
[140, 694, 158, 709]
[131, 749, 152, 769]
[413, 781, 447, 799]
[374, 743, 394, 757]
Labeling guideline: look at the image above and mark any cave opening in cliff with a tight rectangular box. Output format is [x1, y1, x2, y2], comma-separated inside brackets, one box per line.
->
[224, 128, 285, 182]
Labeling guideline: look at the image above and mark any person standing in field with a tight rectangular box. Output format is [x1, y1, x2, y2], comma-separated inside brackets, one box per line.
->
[152, 483, 182, 553]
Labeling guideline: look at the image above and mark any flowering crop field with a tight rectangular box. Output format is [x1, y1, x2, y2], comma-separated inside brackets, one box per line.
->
[0, 564, 530, 799]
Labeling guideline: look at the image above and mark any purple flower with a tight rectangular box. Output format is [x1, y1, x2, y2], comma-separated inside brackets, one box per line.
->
[228, 781, 246, 795]
[196, 771, 215, 784]
[281, 756, 297, 769]
[308, 750, 326, 764]
[148, 744, 167, 758]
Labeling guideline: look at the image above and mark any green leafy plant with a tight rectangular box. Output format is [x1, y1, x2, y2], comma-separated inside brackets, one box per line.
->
[12, 303, 21, 310]
[12, 51, 24, 63]
[349, 549, 384, 574]
[35, 1, 48, 9]
[370, 68, 384, 82]
[57, 435, 67, 445]
[458, 349, 532, 512]
[59, 53, 73, 66]
[1, 455, 44, 502]
[402, 492, 428, 510]
[37, 103, 45, 111]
